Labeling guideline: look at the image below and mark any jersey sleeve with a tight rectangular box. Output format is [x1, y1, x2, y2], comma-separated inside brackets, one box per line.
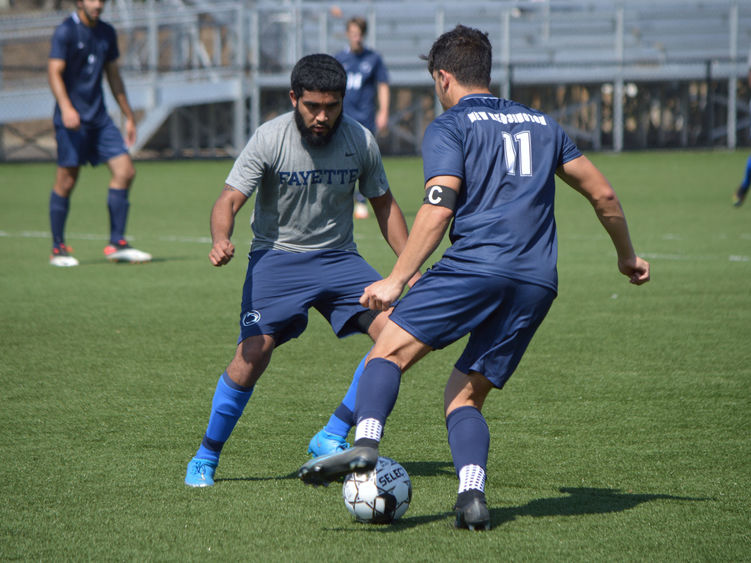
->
[225, 128, 267, 197]
[421, 118, 465, 183]
[49, 22, 71, 60]
[556, 123, 582, 166]
[105, 23, 120, 62]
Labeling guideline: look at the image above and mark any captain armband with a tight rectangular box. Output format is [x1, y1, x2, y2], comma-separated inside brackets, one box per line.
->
[423, 185, 458, 210]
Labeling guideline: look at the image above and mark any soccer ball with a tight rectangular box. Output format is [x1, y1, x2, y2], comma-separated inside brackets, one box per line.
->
[342, 456, 412, 524]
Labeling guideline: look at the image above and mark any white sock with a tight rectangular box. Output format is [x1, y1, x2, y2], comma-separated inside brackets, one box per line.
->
[355, 418, 383, 443]
[458, 464, 486, 494]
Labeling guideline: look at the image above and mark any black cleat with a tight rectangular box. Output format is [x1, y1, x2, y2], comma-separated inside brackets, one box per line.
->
[454, 490, 491, 531]
[298, 445, 378, 486]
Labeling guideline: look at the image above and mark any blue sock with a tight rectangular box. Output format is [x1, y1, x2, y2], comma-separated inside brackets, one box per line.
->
[740, 156, 751, 195]
[49, 191, 70, 247]
[353, 358, 402, 444]
[446, 406, 490, 475]
[323, 350, 369, 437]
[107, 188, 130, 244]
[195, 372, 254, 463]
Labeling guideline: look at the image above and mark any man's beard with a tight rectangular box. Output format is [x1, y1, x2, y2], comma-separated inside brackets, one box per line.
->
[294, 106, 342, 147]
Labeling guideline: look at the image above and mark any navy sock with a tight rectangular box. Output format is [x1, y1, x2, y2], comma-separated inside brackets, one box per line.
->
[195, 372, 254, 463]
[446, 406, 490, 475]
[107, 188, 130, 244]
[353, 358, 402, 445]
[49, 191, 70, 247]
[323, 349, 369, 437]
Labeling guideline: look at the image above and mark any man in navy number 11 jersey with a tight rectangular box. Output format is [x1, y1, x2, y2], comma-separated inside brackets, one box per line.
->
[299, 25, 650, 531]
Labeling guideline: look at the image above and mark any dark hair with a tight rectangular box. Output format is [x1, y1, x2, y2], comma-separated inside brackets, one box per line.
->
[347, 16, 367, 35]
[290, 54, 347, 99]
[425, 25, 492, 88]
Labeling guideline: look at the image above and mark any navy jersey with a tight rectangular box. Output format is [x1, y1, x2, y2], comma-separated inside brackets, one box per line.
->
[422, 94, 582, 293]
[49, 12, 119, 126]
[335, 48, 389, 133]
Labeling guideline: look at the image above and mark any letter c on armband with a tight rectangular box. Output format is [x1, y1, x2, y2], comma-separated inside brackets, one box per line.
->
[423, 185, 458, 210]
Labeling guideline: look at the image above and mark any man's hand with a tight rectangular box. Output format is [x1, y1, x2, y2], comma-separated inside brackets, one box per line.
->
[618, 255, 650, 285]
[61, 106, 80, 130]
[209, 239, 235, 267]
[360, 276, 405, 311]
[124, 117, 137, 148]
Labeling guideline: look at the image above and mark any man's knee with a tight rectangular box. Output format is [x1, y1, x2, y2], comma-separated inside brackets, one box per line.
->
[227, 335, 275, 387]
[54, 167, 79, 196]
[109, 155, 136, 188]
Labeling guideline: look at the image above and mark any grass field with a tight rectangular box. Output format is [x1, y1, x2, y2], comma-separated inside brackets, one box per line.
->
[1, 150, 749, 561]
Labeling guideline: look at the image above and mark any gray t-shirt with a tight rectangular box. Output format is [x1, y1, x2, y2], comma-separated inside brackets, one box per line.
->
[226, 112, 389, 253]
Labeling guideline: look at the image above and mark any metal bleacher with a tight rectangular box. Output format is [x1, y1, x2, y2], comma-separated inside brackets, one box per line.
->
[0, 0, 749, 160]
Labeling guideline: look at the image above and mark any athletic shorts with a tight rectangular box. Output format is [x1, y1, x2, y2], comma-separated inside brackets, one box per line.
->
[237, 248, 382, 346]
[389, 262, 556, 388]
[55, 115, 128, 167]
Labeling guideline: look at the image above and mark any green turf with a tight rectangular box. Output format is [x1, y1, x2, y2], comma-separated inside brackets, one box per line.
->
[1, 151, 749, 560]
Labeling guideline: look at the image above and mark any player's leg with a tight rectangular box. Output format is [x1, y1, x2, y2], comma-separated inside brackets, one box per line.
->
[185, 334, 275, 487]
[102, 152, 151, 262]
[445, 279, 555, 530]
[307, 351, 367, 456]
[50, 123, 83, 266]
[308, 309, 389, 456]
[733, 154, 751, 207]
[444, 368, 493, 531]
[188, 250, 314, 486]
[95, 119, 151, 262]
[298, 319, 431, 485]
[49, 165, 81, 266]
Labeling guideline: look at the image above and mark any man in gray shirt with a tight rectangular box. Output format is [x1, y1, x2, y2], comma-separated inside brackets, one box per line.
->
[185, 54, 416, 487]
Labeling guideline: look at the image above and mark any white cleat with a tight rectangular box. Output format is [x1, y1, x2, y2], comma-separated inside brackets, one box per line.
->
[104, 240, 152, 263]
[50, 244, 79, 267]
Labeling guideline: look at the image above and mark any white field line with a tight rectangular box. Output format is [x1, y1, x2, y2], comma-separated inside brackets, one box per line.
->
[0, 230, 748, 261]
[0, 230, 212, 244]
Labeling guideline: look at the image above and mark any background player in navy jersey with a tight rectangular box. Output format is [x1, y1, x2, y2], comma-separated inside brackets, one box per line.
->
[335, 16, 390, 220]
[48, 0, 151, 266]
[299, 25, 651, 530]
[185, 54, 418, 487]
[732, 58, 751, 207]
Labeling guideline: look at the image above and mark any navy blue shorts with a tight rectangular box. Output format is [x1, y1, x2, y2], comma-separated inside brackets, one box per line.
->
[389, 261, 556, 388]
[55, 116, 128, 167]
[237, 249, 382, 346]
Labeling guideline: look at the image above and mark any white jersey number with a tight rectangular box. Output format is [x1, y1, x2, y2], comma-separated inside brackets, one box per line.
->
[502, 130, 533, 176]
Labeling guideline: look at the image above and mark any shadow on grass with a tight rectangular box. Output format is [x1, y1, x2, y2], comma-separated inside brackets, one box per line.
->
[489, 487, 708, 528]
[400, 460, 454, 478]
[325, 487, 708, 533]
[215, 471, 299, 483]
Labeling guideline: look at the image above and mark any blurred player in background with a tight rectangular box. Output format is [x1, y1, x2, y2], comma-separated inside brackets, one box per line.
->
[335, 16, 390, 220]
[732, 59, 751, 207]
[732, 155, 751, 207]
[48, 0, 151, 266]
[185, 54, 418, 487]
[299, 25, 650, 530]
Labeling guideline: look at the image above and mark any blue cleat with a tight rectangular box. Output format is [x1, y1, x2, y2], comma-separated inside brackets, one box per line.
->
[185, 457, 217, 487]
[307, 428, 350, 457]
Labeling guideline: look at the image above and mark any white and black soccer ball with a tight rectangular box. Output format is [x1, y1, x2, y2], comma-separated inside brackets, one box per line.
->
[342, 456, 412, 524]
